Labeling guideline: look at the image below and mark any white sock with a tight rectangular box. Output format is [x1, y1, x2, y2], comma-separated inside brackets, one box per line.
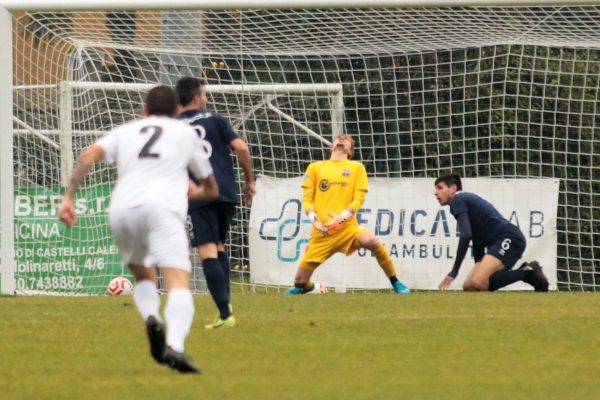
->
[164, 289, 195, 353]
[133, 280, 160, 321]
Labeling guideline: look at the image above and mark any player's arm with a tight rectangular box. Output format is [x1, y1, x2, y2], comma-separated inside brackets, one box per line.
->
[221, 116, 255, 206]
[439, 212, 473, 290]
[325, 164, 368, 232]
[188, 135, 219, 201]
[230, 137, 256, 206]
[188, 174, 219, 201]
[59, 145, 106, 227]
[301, 164, 327, 235]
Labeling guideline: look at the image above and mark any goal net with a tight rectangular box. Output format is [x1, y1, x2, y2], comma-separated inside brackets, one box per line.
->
[4, 5, 600, 293]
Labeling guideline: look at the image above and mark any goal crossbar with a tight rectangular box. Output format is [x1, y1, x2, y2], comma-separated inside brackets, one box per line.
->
[44, 81, 343, 95]
[20, 81, 343, 187]
[3, 0, 600, 11]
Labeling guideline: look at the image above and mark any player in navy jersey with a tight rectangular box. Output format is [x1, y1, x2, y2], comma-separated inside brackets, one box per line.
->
[176, 77, 256, 329]
[434, 174, 549, 292]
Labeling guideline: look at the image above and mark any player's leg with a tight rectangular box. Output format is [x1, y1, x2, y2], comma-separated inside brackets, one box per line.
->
[216, 203, 236, 297]
[151, 209, 199, 373]
[284, 232, 332, 295]
[355, 230, 410, 294]
[189, 206, 232, 322]
[197, 242, 233, 326]
[463, 256, 528, 291]
[127, 264, 159, 319]
[283, 262, 320, 295]
[462, 256, 506, 291]
[127, 263, 166, 365]
[205, 203, 237, 328]
[160, 267, 200, 373]
[109, 206, 165, 365]
[109, 207, 159, 319]
[468, 228, 539, 292]
[217, 242, 230, 295]
[160, 267, 192, 351]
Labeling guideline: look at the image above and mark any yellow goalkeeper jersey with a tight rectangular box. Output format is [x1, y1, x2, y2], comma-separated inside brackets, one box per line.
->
[301, 159, 368, 229]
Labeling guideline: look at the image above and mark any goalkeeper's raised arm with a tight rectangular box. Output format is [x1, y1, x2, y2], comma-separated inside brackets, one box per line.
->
[284, 134, 411, 296]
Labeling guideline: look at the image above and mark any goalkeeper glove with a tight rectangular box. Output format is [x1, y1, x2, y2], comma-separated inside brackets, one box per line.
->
[325, 209, 353, 233]
[308, 211, 328, 236]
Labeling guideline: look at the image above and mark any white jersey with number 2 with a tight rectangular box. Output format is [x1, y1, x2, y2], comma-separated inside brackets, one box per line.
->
[96, 115, 213, 219]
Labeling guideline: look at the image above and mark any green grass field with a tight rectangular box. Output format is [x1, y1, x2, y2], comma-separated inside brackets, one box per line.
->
[1, 292, 600, 400]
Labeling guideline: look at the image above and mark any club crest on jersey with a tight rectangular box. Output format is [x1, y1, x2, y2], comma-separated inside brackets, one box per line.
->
[342, 169, 351, 177]
[319, 179, 330, 192]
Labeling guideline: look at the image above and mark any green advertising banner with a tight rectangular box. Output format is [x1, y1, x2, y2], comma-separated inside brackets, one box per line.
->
[13, 184, 129, 295]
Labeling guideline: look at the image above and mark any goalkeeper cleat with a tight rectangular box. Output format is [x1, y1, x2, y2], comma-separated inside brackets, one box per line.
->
[163, 346, 201, 374]
[521, 260, 549, 292]
[284, 286, 303, 296]
[392, 281, 411, 294]
[146, 316, 166, 364]
[204, 314, 236, 330]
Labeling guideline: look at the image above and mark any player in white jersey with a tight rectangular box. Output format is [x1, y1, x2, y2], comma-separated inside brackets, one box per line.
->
[59, 86, 217, 374]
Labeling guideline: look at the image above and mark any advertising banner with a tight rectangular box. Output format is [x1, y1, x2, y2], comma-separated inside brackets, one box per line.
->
[250, 177, 559, 291]
[12, 184, 124, 294]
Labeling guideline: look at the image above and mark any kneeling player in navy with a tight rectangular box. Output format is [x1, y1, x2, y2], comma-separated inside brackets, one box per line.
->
[434, 174, 549, 292]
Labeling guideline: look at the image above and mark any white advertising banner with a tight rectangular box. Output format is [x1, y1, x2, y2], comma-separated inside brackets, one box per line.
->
[249, 177, 559, 291]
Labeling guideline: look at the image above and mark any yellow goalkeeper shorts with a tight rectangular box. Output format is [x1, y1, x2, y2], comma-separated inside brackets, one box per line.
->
[299, 223, 368, 269]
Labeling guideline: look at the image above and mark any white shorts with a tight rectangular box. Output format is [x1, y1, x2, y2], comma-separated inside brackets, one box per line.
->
[108, 205, 191, 271]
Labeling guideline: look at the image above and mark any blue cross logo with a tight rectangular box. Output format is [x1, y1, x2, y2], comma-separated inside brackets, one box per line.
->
[258, 199, 310, 262]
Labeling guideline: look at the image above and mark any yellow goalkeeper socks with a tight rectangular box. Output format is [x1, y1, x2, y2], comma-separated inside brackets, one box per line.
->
[373, 244, 397, 278]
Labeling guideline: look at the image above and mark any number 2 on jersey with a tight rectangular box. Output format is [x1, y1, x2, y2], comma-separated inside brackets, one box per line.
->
[139, 126, 163, 158]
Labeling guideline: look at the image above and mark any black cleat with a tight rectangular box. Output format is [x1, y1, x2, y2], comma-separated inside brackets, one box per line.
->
[146, 316, 166, 364]
[520, 261, 549, 292]
[163, 346, 201, 374]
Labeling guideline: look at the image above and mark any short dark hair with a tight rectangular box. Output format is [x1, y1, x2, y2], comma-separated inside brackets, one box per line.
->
[145, 85, 178, 117]
[435, 174, 462, 191]
[175, 77, 206, 107]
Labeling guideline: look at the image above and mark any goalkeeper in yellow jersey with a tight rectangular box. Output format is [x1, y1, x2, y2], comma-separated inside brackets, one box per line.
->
[284, 134, 411, 295]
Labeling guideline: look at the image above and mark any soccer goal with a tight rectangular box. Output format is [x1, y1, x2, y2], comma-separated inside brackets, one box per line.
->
[2, 1, 600, 294]
[9, 81, 342, 295]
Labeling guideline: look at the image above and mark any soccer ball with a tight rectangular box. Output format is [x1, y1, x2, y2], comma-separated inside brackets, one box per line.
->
[107, 276, 134, 296]
[307, 281, 328, 294]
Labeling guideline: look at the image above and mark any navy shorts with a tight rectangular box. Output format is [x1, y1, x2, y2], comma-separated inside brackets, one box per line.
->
[485, 225, 526, 269]
[186, 203, 236, 247]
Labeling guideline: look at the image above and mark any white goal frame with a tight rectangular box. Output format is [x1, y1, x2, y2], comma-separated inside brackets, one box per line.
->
[4, 79, 343, 294]
[13, 81, 344, 187]
[2, 0, 600, 295]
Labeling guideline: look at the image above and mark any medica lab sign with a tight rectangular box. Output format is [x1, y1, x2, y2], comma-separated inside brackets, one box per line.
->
[249, 177, 559, 291]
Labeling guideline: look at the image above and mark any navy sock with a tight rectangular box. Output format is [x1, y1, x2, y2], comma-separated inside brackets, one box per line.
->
[217, 251, 231, 296]
[202, 258, 231, 319]
[488, 269, 527, 291]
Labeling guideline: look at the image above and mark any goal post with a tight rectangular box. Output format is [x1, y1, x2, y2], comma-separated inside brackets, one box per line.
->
[6, 77, 344, 295]
[1, 6, 15, 295]
[3, 2, 600, 294]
